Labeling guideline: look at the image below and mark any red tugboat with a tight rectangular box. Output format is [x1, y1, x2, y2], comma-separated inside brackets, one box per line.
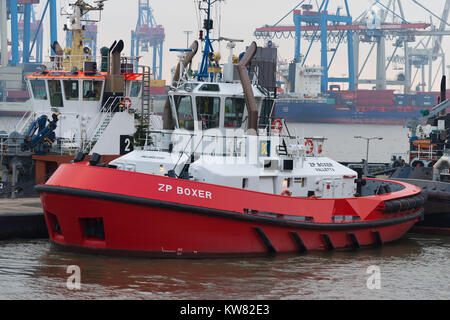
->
[35, 38, 425, 258]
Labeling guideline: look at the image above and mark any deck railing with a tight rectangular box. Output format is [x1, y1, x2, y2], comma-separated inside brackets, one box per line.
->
[137, 127, 323, 159]
[0, 135, 83, 157]
[410, 144, 440, 162]
[48, 55, 142, 73]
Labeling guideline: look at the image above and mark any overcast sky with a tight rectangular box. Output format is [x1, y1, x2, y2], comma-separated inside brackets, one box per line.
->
[35, 0, 450, 91]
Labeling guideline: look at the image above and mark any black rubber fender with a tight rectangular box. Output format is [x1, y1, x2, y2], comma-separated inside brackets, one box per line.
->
[384, 193, 426, 213]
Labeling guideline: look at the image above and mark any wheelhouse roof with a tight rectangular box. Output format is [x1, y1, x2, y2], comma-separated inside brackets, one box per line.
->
[25, 71, 144, 81]
[26, 71, 106, 80]
[172, 81, 266, 98]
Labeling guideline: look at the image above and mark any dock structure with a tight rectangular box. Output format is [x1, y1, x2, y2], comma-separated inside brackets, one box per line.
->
[0, 198, 47, 240]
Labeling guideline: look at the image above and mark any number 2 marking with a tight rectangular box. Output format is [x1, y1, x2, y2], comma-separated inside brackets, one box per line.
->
[124, 138, 131, 152]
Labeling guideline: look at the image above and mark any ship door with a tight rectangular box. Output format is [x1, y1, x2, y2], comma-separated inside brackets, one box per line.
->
[319, 180, 333, 198]
[319, 179, 343, 198]
[48, 80, 64, 108]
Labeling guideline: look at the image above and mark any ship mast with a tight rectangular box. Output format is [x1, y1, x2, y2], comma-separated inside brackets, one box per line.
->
[197, 0, 224, 81]
[62, 0, 107, 70]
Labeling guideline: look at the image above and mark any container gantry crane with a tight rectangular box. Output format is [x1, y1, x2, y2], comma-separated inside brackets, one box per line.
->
[18, 4, 44, 63]
[405, 0, 450, 93]
[1, 0, 57, 102]
[130, 0, 165, 79]
[254, 0, 450, 93]
[1, 0, 58, 65]
[256, 0, 357, 92]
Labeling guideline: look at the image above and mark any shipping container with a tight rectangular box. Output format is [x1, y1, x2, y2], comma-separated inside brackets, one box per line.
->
[7, 90, 29, 99]
[355, 98, 394, 107]
[148, 86, 168, 95]
[341, 99, 355, 107]
[355, 90, 394, 99]
[412, 94, 436, 107]
[337, 90, 356, 100]
[150, 80, 166, 87]
[326, 98, 336, 105]
[415, 92, 439, 104]
[394, 94, 410, 106]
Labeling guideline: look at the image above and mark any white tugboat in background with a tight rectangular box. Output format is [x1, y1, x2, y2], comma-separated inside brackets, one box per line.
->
[0, 0, 151, 198]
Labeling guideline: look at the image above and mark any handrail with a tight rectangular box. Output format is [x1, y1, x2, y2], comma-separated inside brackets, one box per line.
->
[412, 144, 440, 161]
[48, 54, 141, 72]
[83, 96, 125, 153]
[141, 128, 314, 158]
[84, 96, 121, 138]
[0, 135, 83, 157]
[14, 111, 34, 134]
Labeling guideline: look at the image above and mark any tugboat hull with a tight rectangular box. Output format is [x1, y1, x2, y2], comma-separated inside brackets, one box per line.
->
[36, 164, 425, 258]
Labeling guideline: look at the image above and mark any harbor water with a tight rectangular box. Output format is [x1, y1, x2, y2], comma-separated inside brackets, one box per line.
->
[287, 123, 410, 163]
[0, 234, 449, 300]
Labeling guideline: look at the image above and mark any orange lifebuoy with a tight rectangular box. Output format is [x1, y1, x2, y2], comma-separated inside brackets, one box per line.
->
[305, 139, 314, 154]
[272, 119, 283, 134]
[281, 190, 291, 197]
[122, 97, 132, 109]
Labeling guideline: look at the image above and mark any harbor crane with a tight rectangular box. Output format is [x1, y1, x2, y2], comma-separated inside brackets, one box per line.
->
[1, 0, 57, 65]
[405, 0, 450, 92]
[254, 0, 450, 93]
[130, 0, 165, 79]
[1, 0, 58, 102]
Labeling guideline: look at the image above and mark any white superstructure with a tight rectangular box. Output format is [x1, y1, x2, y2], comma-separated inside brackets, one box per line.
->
[293, 65, 323, 98]
[17, 69, 136, 155]
[110, 43, 358, 199]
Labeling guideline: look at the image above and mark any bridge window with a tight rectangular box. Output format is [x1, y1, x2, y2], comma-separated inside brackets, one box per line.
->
[130, 81, 141, 97]
[199, 84, 220, 92]
[196, 96, 220, 129]
[63, 80, 79, 101]
[83, 80, 103, 101]
[224, 98, 245, 128]
[30, 80, 47, 100]
[181, 83, 199, 92]
[174, 95, 194, 130]
[48, 80, 64, 107]
[260, 99, 274, 126]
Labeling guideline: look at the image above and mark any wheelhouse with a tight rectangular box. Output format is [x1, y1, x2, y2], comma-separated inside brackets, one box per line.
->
[168, 82, 271, 131]
[26, 70, 106, 115]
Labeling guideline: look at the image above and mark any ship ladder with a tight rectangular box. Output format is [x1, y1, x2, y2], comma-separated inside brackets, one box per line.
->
[141, 66, 152, 128]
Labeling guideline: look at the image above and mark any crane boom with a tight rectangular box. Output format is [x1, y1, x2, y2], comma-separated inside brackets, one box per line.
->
[434, 0, 450, 55]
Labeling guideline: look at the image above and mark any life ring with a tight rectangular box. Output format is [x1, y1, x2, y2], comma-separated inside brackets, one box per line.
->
[272, 119, 283, 134]
[281, 190, 291, 197]
[305, 139, 314, 154]
[122, 97, 132, 109]
[318, 144, 323, 154]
